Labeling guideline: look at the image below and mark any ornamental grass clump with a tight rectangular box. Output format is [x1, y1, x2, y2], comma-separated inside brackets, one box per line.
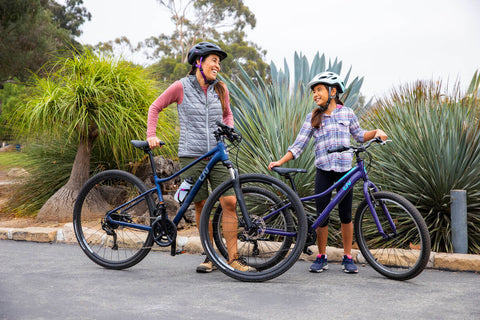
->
[7, 50, 178, 220]
[365, 78, 480, 253]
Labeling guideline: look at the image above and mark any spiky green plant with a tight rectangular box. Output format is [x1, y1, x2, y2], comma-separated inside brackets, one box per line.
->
[365, 79, 480, 253]
[222, 52, 369, 245]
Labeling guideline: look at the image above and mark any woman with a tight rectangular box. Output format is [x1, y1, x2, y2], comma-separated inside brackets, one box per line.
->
[147, 42, 253, 273]
[268, 71, 387, 274]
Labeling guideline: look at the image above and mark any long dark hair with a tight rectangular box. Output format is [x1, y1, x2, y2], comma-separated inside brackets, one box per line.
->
[311, 87, 344, 128]
[188, 57, 227, 113]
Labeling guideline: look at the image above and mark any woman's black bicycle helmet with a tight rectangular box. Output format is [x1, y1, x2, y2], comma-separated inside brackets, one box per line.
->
[187, 42, 227, 65]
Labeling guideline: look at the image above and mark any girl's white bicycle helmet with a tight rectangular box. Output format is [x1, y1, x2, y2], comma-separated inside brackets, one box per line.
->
[307, 71, 345, 93]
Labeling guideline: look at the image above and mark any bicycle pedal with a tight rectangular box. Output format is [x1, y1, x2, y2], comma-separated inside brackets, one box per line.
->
[303, 247, 314, 255]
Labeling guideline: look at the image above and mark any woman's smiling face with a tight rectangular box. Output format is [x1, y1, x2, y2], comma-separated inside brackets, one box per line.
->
[200, 54, 221, 81]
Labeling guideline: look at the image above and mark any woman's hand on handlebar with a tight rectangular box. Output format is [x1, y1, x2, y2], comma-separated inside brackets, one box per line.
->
[147, 136, 163, 149]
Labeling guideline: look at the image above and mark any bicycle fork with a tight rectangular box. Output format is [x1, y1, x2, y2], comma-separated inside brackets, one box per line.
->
[364, 182, 397, 239]
[228, 167, 254, 232]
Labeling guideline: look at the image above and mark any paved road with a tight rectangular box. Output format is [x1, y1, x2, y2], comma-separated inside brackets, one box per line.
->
[1, 241, 479, 320]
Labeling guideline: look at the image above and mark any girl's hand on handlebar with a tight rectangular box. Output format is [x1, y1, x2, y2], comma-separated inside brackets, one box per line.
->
[374, 129, 388, 141]
[147, 136, 163, 149]
[268, 161, 281, 170]
[268, 152, 294, 170]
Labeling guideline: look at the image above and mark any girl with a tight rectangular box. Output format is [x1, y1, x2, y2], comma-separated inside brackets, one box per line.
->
[268, 71, 387, 273]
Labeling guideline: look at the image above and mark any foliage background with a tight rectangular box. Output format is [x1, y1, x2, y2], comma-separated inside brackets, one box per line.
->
[223, 52, 368, 247]
[365, 77, 480, 253]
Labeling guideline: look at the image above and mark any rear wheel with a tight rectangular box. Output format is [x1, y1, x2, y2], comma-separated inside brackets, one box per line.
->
[200, 173, 307, 282]
[73, 170, 155, 269]
[355, 191, 430, 280]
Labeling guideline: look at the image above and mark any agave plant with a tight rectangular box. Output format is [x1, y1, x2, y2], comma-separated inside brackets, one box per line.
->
[222, 52, 369, 245]
[365, 79, 480, 253]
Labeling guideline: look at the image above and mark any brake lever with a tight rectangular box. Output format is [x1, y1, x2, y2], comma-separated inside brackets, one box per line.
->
[379, 139, 392, 146]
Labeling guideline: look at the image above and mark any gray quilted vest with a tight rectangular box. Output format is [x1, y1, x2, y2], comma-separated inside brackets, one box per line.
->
[177, 75, 224, 157]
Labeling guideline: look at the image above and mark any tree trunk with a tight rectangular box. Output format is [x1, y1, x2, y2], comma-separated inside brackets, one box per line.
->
[36, 136, 94, 222]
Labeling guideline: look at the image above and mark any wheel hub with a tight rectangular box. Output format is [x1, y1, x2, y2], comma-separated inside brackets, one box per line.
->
[242, 215, 266, 240]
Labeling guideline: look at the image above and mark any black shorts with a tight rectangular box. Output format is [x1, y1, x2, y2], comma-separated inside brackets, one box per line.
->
[314, 168, 353, 227]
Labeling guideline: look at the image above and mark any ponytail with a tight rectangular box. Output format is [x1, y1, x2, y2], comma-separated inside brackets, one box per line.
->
[311, 108, 323, 128]
[214, 82, 227, 114]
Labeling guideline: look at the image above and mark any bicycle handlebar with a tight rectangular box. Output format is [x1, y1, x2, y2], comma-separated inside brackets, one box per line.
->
[327, 145, 350, 154]
[214, 121, 242, 144]
[327, 137, 389, 154]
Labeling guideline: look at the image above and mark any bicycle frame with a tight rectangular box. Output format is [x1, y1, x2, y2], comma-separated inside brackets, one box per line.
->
[300, 158, 396, 240]
[263, 154, 396, 240]
[104, 140, 233, 231]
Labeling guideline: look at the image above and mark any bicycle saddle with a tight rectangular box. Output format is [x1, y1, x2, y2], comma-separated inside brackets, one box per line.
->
[272, 167, 307, 176]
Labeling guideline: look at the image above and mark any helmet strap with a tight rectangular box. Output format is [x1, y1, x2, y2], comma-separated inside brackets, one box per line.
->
[319, 87, 335, 111]
[195, 56, 214, 85]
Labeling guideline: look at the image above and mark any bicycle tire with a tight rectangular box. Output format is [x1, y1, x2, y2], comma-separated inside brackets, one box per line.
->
[73, 170, 156, 269]
[211, 186, 294, 270]
[200, 173, 307, 282]
[354, 191, 431, 280]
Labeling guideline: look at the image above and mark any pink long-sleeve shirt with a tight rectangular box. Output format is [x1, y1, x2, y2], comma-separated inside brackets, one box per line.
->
[146, 81, 234, 139]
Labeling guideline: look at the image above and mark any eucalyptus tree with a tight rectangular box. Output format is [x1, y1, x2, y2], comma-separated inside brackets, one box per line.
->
[0, 0, 91, 84]
[12, 50, 177, 221]
[140, 0, 267, 80]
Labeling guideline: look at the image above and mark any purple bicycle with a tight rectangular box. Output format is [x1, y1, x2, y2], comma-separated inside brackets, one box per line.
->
[270, 138, 431, 280]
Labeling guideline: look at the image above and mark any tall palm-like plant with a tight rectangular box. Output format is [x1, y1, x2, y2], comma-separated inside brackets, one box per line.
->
[222, 52, 369, 244]
[12, 50, 177, 221]
[365, 79, 480, 253]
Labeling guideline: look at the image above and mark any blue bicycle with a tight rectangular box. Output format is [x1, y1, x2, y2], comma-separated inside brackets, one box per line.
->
[73, 122, 307, 282]
[269, 138, 431, 280]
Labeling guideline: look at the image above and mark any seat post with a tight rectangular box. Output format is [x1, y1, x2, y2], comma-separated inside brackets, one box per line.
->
[147, 150, 158, 177]
[285, 174, 298, 194]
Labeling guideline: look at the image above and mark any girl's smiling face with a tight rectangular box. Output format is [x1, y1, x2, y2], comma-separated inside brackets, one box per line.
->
[312, 84, 329, 107]
[311, 84, 337, 107]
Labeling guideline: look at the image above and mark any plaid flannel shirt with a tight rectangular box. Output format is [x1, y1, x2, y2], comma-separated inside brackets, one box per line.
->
[287, 105, 366, 172]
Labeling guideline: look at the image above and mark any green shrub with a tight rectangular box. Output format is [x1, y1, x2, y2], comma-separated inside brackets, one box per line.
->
[365, 79, 480, 253]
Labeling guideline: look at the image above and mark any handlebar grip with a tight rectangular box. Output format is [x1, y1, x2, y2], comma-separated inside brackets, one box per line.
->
[327, 145, 350, 154]
[215, 120, 229, 129]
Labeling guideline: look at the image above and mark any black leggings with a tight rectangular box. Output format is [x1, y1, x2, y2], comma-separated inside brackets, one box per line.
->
[315, 168, 353, 227]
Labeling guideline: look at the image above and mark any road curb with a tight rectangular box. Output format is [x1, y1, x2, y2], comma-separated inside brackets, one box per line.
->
[1, 224, 479, 273]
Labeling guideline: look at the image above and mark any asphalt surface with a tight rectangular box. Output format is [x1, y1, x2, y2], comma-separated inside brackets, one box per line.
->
[1, 241, 479, 320]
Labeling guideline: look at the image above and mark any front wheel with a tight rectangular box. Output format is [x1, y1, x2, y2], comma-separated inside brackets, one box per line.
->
[355, 191, 431, 280]
[200, 173, 307, 282]
[73, 170, 156, 269]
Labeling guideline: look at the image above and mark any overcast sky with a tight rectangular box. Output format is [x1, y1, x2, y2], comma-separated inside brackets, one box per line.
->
[76, 0, 480, 99]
